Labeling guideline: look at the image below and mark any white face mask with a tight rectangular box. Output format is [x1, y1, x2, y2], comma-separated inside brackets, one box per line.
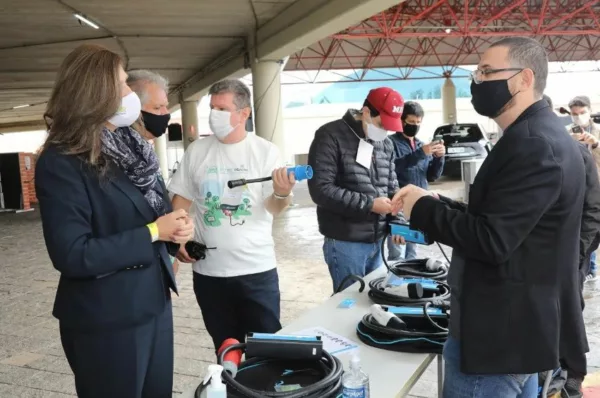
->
[209, 109, 240, 140]
[366, 122, 390, 142]
[572, 112, 591, 127]
[107, 92, 141, 128]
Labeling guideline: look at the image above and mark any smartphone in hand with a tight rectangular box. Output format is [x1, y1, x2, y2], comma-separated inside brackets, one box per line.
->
[432, 134, 444, 145]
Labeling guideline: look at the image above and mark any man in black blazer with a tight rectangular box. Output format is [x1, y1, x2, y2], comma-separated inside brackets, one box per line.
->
[544, 94, 600, 397]
[393, 37, 587, 397]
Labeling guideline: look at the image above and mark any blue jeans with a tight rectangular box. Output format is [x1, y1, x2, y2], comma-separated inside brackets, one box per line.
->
[443, 336, 538, 398]
[590, 251, 597, 274]
[387, 236, 418, 261]
[323, 238, 383, 292]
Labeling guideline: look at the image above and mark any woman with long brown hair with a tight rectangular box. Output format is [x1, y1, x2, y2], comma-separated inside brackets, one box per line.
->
[35, 44, 193, 398]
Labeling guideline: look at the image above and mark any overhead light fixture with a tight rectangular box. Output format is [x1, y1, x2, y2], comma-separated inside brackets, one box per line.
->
[12, 104, 30, 109]
[445, 28, 452, 34]
[74, 13, 100, 29]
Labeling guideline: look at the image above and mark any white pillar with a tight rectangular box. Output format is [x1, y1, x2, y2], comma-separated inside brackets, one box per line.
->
[442, 77, 457, 124]
[181, 100, 199, 151]
[251, 60, 286, 162]
[154, 134, 169, 180]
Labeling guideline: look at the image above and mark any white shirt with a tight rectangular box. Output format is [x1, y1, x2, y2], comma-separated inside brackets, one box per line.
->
[168, 133, 282, 277]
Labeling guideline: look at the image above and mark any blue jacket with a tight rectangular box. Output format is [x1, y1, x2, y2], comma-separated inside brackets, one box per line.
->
[390, 133, 444, 189]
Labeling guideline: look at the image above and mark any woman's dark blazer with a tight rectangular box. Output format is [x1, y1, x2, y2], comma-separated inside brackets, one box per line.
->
[35, 145, 178, 331]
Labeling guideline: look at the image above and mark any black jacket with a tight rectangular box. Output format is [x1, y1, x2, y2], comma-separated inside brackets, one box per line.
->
[559, 142, 600, 379]
[35, 146, 178, 331]
[577, 143, 600, 270]
[308, 110, 399, 243]
[410, 101, 586, 374]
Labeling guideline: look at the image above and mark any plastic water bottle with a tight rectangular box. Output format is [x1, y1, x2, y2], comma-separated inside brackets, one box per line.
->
[342, 354, 370, 398]
[200, 364, 227, 398]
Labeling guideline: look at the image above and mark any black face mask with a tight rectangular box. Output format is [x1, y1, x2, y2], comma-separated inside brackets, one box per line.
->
[142, 111, 171, 138]
[403, 123, 420, 137]
[470, 78, 516, 118]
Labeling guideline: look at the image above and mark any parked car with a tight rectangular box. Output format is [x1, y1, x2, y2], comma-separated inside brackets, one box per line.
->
[432, 123, 492, 178]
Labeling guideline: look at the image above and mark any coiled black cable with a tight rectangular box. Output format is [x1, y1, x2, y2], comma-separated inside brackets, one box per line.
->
[195, 343, 344, 398]
[356, 301, 449, 354]
[367, 277, 451, 307]
[381, 229, 450, 278]
[386, 258, 449, 281]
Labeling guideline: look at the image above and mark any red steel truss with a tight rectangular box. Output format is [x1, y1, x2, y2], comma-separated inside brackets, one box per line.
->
[286, 0, 600, 80]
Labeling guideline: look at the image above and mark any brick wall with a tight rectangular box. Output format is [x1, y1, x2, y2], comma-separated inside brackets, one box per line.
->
[18, 153, 37, 210]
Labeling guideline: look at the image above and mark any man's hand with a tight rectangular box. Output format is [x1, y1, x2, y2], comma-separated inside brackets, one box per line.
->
[391, 235, 406, 245]
[171, 216, 194, 244]
[391, 184, 433, 219]
[581, 132, 599, 146]
[176, 245, 195, 264]
[272, 167, 296, 197]
[372, 197, 392, 215]
[172, 259, 180, 275]
[422, 143, 434, 156]
[432, 143, 446, 158]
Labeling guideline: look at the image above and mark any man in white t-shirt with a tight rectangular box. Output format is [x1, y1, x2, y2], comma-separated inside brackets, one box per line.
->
[168, 79, 296, 351]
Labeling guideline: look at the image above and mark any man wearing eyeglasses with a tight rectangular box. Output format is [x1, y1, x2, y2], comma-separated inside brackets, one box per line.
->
[391, 37, 587, 397]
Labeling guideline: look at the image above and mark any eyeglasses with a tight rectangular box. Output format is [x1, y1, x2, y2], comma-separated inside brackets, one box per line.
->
[470, 68, 523, 84]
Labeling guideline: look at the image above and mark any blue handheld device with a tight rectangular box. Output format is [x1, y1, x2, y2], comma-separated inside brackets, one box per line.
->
[389, 220, 432, 245]
[227, 164, 313, 189]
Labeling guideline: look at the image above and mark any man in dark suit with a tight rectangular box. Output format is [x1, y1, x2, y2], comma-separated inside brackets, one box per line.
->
[392, 37, 587, 397]
[544, 94, 600, 397]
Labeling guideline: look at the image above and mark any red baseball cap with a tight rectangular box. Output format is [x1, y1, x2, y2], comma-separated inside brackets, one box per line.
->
[366, 87, 405, 132]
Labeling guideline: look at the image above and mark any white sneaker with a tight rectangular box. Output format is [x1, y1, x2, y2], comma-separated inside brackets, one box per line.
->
[585, 273, 597, 283]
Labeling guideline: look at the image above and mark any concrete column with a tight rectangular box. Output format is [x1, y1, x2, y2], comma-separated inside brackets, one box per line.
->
[442, 77, 457, 124]
[251, 60, 286, 161]
[154, 134, 169, 180]
[180, 100, 199, 150]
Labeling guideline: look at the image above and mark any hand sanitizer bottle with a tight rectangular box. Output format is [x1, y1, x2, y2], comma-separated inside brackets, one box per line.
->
[200, 364, 227, 398]
[342, 354, 370, 398]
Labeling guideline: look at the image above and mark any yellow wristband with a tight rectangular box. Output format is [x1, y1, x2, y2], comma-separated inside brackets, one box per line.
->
[146, 222, 159, 242]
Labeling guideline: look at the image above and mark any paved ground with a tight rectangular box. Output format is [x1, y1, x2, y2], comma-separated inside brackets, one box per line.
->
[0, 178, 599, 397]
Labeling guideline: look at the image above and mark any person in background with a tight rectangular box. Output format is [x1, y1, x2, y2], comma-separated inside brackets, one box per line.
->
[169, 79, 296, 351]
[387, 101, 445, 261]
[127, 70, 180, 275]
[392, 37, 587, 397]
[308, 87, 405, 292]
[127, 70, 171, 143]
[35, 44, 193, 398]
[569, 95, 600, 282]
[545, 93, 600, 397]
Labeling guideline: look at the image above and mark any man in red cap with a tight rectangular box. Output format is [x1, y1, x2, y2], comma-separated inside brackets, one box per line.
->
[307, 87, 406, 292]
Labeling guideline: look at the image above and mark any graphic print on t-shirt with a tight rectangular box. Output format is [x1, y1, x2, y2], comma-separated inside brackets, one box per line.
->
[200, 164, 253, 227]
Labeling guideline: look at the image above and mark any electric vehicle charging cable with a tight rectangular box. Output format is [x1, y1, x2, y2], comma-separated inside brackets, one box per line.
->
[196, 341, 344, 398]
[367, 276, 451, 307]
[381, 227, 451, 280]
[356, 301, 450, 354]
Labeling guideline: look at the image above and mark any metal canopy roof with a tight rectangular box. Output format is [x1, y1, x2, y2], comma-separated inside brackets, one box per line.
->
[0, 0, 300, 130]
[287, 0, 600, 80]
[0, 0, 404, 133]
